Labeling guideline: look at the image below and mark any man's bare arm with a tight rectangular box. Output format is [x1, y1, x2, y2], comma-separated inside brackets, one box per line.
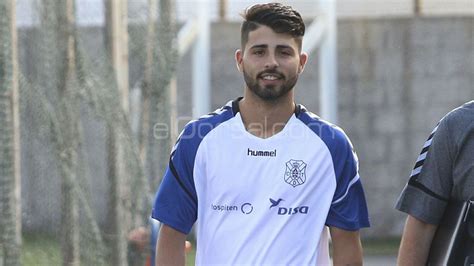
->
[397, 215, 437, 266]
[155, 224, 187, 266]
[330, 227, 363, 266]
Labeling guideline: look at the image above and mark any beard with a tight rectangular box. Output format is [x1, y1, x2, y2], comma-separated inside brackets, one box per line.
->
[243, 68, 298, 101]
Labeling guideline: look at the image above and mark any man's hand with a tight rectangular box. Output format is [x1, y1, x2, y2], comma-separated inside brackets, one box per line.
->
[129, 225, 192, 260]
[184, 241, 192, 253]
[397, 215, 437, 266]
[128, 226, 150, 252]
[330, 227, 363, 266]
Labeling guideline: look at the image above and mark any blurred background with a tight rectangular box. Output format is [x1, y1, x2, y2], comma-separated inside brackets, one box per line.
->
[0, 0, 473, 265]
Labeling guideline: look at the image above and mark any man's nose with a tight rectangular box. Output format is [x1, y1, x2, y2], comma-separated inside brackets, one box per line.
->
[264, 54, 279, 69]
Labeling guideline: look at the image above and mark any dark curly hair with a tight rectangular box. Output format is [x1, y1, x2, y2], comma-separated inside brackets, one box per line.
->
[241, 3, 305, 50]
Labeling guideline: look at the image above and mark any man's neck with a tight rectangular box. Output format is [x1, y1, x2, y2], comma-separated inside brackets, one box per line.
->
[238, 90, 295, 139]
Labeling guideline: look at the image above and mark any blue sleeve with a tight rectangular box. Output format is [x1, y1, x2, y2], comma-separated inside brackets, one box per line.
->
[151, 124, 199, 234]
[325, 130, 370, 231]
[151, 105, 234, 234]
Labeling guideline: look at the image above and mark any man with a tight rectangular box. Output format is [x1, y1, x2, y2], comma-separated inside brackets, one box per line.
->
[152, 3, 370, 265]
[396, 101, 474, 265]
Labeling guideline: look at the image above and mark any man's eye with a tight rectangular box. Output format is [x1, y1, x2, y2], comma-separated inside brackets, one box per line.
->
[280, 51, 291, 56]
[253, 50, 264, 55]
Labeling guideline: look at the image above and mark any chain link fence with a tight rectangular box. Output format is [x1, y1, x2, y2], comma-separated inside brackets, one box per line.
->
[2, 0, 179, 265]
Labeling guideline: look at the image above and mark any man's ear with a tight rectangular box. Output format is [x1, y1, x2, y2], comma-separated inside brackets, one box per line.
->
[235, 49, 243, 72]
[298, 52, 308, 74]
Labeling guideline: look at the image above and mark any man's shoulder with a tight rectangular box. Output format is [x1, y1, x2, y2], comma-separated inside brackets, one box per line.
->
[297, 105, 350, 138]
[445, 100, 473, 118]
[451, 101, 474, 119]
[439, 101, 474, 134]
[176, 101, 235, 145]
[296, 105, 353, 150]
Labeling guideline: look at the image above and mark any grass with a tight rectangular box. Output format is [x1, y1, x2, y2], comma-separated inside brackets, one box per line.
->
[21, 232, 190, 266]
[21, 233, 61, 266]
[362, 237, 400, 256]
[20, 233, 397, 265]
[186, 248, 196, 266]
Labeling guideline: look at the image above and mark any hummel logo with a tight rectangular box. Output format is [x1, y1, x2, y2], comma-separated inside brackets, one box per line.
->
[248, 148, 277, 157]
[269, 198, 284, 209]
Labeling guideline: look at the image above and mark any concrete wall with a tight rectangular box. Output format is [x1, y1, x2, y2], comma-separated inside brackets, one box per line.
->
[337, 17, 473, 236]
[19, 17, 474, 237]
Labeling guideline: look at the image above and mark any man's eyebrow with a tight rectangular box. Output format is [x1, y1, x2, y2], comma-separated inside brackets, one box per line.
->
[249, 44, 295, 50]
[276, 45, 294, 50]
[249, 44, 268, 49]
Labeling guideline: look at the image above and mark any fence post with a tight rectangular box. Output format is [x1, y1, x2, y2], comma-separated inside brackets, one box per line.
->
[105, 0, 130, 265]
[0, 0, 21, 265]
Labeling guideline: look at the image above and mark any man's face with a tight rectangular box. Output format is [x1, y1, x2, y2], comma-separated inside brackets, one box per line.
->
[235, 25, 307, 101]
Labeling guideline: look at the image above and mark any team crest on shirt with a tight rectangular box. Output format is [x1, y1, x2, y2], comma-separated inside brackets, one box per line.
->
[284, 160, 307, 187]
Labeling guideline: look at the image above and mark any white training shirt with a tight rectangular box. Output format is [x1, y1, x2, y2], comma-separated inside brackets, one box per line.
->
[152, 99, 370, 265]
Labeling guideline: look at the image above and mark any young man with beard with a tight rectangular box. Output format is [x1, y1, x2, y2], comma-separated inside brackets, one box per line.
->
[152, 3, 370, 265]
